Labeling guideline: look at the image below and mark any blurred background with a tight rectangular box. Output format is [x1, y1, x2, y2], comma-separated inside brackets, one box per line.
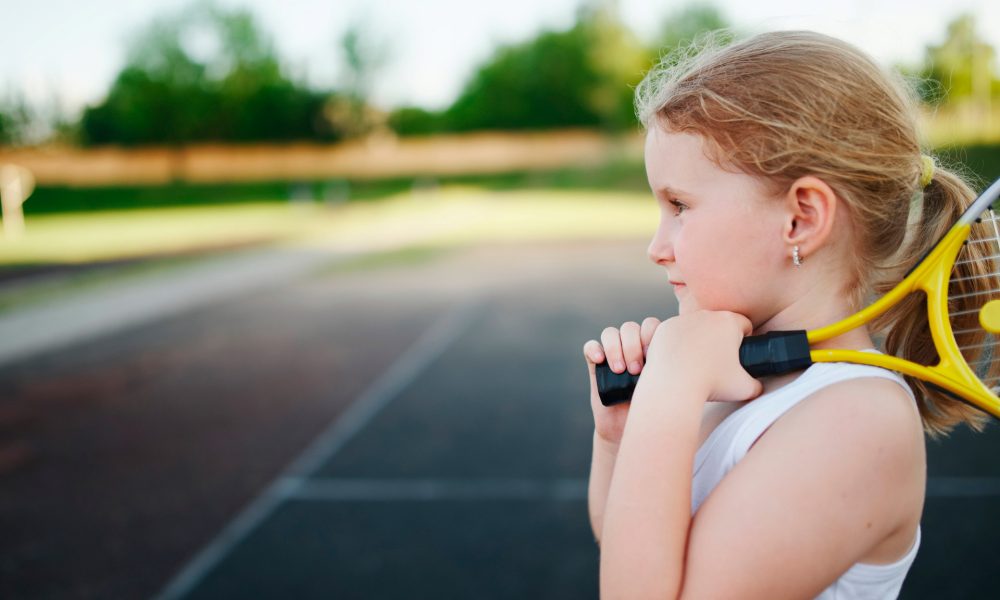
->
[1, 0, 999, 598]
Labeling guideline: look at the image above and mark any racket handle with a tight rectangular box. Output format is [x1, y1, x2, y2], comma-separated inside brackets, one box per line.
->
[740, 330, 812, 377]
[595, 330, 811, 406]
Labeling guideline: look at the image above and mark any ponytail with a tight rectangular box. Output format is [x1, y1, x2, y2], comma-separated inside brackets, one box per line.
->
[870, 166, 993, 437]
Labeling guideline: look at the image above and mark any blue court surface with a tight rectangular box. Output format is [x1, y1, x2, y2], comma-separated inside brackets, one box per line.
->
[2, 239, 999, 598]
[151, 242, 635, 599]
[155, 241, 1000, 599]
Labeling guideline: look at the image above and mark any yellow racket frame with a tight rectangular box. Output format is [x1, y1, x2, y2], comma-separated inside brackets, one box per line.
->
[808, 224, 1000, 417]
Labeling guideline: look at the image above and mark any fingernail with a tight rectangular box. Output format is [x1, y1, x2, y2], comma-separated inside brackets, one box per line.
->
[629, 361, 641, 374]
[614, 361, 625, 372]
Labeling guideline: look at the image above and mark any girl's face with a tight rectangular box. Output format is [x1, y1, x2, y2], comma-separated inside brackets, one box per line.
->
[644, 127, 789, 322]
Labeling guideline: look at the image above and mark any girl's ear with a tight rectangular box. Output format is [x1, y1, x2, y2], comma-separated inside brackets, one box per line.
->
[781, 176, 838, 257]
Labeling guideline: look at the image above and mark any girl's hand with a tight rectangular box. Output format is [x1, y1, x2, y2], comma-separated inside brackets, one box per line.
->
[582, 317, 662, 445]
[645, 310, 763, 403]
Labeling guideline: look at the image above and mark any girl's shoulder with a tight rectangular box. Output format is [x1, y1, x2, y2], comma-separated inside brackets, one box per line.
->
[788, 364, 923, 455]
[772, 373, 926, 562]
[770, 369, 925, 476]
[754, 354, 922, 453]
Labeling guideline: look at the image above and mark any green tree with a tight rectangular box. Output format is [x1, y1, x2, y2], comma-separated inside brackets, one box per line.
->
[0, 92, 40, 146]
[655, 4, 730, 53]
[325, 17, 393, 138]
[578, 1, 652, 130]
[80, 1, 338, 146]
[387, 106, 444, 136]
[0, 110, 13, 146]
[394, 1, 733, 136]
[919, 14, 1000, 106]
[440, 0, 650, 132]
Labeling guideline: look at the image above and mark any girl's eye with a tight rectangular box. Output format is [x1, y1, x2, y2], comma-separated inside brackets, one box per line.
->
[668, 199, 687, 215]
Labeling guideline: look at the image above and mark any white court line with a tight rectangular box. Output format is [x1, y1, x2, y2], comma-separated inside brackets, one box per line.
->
[925, 477, 1000, 497]
[253, 476, 999, 503]
[153, 297, 487, 600]
[281, 477, 589, 501]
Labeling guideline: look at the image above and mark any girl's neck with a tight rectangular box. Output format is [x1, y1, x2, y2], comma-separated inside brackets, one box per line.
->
[753, 277, 875, 352]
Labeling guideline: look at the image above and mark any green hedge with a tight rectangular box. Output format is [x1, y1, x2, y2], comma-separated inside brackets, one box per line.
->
[22, 161, 650, 216]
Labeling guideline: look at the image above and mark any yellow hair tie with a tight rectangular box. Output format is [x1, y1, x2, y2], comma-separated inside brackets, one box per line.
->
[920, 154, 935, 188]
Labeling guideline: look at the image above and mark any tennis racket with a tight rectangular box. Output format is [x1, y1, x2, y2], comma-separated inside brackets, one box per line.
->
[597, 175, 1000, 418]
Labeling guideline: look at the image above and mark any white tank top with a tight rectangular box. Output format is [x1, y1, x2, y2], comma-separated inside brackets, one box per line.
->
[691, 350, 921, 599]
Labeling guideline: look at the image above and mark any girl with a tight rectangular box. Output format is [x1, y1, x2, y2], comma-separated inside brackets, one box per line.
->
[582, 30, 990, 599]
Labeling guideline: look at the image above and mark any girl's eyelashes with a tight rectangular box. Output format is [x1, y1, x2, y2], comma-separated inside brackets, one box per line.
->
[668, 199, 687, 215]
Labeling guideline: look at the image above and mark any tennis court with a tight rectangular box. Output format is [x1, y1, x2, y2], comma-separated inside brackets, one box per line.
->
[1, 239, 998, 598]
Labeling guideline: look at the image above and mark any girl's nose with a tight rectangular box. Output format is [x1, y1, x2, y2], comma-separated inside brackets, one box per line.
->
[647, 228, 674, 265]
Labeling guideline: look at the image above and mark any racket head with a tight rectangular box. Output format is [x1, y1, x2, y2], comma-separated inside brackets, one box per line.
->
[941, 178, 1000, 413]
[898, 176, 1000, 418]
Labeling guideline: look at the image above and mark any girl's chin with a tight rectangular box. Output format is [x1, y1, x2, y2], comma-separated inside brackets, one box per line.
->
[675, 298, 704, 315]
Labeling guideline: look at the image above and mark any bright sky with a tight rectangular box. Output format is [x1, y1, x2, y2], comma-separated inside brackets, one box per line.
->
[2, 0, 998, 117]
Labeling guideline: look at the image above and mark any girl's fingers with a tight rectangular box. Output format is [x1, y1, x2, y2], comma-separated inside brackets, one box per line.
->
[619, 321, 643, 375]
[734, 312, 755, 336]
[600, 327, 626, 373]
[582, 339, 605, 365]
[640, 317, 661, 354]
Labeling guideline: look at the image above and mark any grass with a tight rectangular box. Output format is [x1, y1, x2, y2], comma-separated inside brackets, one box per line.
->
[0, 203, 321, 268]
[0, 185, 658, 269]
[0, 184, 658, 314]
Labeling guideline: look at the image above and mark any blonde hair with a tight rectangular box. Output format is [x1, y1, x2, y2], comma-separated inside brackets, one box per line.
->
[635, 30, 991, 436]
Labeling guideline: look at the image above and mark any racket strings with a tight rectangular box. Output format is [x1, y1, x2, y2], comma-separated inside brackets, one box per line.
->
[949, 287, 1000, 300]
[871, 204, 1000, 390]
[956, 254, 1000, 266]
[949, 271, 1000, 285]
[947, 208, 1000, 384]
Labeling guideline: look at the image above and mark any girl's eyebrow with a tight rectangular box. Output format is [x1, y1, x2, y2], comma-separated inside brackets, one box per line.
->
[654, 185, 693, 198]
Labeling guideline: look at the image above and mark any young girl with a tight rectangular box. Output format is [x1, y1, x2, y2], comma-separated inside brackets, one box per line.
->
[582, 30, 990, 598]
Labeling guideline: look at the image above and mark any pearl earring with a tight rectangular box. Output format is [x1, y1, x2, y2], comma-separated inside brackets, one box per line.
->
[792, 245, 802, 267]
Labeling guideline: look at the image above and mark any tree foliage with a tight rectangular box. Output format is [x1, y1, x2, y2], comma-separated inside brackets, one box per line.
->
[0, 115, 13, 146]
[655, 3, 730, 53]
[324, 17, 393, 138]
[52, 1, 746, 144]
[919, 14, 1000, 106]
[392, 1, 732, 136]
[431, 2, 651, 133]
[80, 2, 337, 146]
[0, 92, 59, 147]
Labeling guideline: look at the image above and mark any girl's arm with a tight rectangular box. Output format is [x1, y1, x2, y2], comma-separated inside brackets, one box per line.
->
[589, 402, 724, 545]
[599, 313, 923, 598]
[584, 317, 662, 545]
[599, 371, 707, 598]
[588, 431, 620, 544]
[600, 312, 758, 598]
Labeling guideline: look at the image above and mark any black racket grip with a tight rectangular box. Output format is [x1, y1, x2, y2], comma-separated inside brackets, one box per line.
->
[595, 330, 811, 406]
